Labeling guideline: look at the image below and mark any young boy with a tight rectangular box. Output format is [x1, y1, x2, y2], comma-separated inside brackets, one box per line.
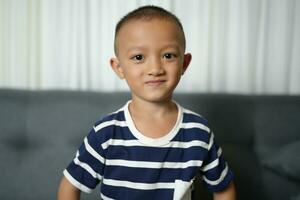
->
[58, 5, 236, 200]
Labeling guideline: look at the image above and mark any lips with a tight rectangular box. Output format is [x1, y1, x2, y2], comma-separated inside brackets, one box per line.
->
[145, 80, 166, 86]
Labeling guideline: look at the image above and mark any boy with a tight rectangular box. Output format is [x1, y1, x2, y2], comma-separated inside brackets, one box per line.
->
[58, 5, 236, 200]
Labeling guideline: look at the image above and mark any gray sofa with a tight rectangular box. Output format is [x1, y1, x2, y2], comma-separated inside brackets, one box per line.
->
[0, 89, 300, 200]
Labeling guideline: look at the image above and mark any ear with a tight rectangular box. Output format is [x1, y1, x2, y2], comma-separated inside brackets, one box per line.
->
[182, 53, 192, 75]
[110, 58, 125, 79]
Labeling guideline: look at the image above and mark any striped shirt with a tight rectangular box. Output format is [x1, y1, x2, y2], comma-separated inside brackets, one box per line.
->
[64, 101, 234, 200]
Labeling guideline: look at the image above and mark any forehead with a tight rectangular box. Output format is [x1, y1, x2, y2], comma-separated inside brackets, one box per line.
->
[115, 18, 185, 54]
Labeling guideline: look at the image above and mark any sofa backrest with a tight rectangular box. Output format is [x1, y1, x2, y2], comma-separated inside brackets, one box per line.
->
[0, 89, 299, 199]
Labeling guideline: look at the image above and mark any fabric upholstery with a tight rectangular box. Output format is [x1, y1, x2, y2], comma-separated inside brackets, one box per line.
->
[262, 140, 300, 181]
[0, 89, 299, 200]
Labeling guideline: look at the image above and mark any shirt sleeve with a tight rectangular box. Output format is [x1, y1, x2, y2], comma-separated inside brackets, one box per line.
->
[200, 132, 234, 192]
[64, 127, 106, 193]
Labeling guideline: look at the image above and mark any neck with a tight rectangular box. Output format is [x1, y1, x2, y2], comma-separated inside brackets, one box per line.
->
[127, 97, 179, 139]
[129, 97, 176, 118]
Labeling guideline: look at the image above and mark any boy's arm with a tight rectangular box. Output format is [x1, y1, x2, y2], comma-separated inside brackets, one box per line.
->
[213, 181, 236, 200]
[57, 177, 81, 200]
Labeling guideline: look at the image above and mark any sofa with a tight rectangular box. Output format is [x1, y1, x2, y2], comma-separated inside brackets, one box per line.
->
[0, 89, 300, 200]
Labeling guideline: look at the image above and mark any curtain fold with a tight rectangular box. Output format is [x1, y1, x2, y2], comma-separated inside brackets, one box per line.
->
[0, 0, 299, 94]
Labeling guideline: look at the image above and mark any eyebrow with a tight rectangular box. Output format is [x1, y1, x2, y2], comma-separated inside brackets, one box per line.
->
[126, 44, 181, 53]
[161, 44, 181, 51]
[126, 46, 147, 53]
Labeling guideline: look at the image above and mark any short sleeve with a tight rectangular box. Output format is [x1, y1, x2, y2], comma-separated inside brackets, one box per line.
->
[200, 132, 234, 192]
[64, 128, 106, 193]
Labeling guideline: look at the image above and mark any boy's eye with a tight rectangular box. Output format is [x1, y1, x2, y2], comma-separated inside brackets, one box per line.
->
[163, 53, 176, 59]
[131, 55, 144, 61]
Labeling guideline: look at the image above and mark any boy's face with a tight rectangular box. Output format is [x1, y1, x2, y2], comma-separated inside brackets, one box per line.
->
[111, 18, 191, 103]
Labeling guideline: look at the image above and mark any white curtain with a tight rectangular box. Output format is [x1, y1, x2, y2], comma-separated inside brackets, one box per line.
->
[0, 0, 299, 94]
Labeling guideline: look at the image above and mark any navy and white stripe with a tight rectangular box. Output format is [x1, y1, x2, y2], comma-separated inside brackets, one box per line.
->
[64, 102, 234, 199]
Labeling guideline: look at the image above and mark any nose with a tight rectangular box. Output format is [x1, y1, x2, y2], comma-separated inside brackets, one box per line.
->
[148, 57, 165, 76]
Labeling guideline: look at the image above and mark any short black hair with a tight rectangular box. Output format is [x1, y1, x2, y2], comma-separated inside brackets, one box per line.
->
[114, 5, 186, 55]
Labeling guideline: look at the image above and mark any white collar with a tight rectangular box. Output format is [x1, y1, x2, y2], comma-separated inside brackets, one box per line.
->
[124, 100, 183, 146]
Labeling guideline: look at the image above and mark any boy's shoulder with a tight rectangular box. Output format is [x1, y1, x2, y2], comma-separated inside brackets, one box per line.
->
[93, 105, 127, 133]
[180, 104, 210, 127]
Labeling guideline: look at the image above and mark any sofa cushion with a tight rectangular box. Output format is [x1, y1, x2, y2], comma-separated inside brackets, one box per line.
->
[0, 89, 27, 141]
[254, 96, 300, 159]
[291, 194, 300, 200]
[262, 140, 300, 182]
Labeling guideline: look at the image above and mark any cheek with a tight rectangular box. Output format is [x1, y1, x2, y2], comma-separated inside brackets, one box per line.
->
[168, 63, 183, 77]
[122, 67, 143, 86]
[171, 68, 184, 85]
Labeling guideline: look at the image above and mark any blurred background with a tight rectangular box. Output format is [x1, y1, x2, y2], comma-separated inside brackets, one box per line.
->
[0, 0, 299, 94]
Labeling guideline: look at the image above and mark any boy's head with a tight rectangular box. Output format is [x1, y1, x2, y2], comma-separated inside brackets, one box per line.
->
[110, 5, 191, 103]
[114, 5, 186, 56]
